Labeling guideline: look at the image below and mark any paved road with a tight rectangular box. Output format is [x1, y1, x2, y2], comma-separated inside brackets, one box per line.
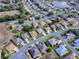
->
[11, 30, 65, 59]
[11, 0, 79, 59]
[11, 26, 79, 59]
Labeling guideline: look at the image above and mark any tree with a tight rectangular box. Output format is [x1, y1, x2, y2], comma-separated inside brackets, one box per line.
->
[18, 19, 24, 24]
[18, 3, 25, 14]
[22, 25, 32, 32]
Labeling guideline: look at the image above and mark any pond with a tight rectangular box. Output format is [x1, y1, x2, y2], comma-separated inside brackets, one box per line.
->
[52, 1, 69, 8]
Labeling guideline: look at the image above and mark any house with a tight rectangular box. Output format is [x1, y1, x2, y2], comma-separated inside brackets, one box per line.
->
[48, 38, 58, 46]
[50, 25, 57, 32]
[39, 21, 47, 27]
[29, 31, 38, 40]
[33, 20, 38, 28]
[64, 54, 76, 59]
[45, 19, 52, 24]
[36, 42, 48, 53]
[36, 28, 43, 34]
[36, 28, 46, 36]
[26, 48, 32, 59]
[67, 18, 79, 26]
[56, 24, 61, 29]
[5, 42, 18, 53]
[28, 46, 42, 59]
[16, 24, 23, 32]
[13, 37, 24, 46]
[56, 45, 68, 57]
[21, 33, 30, 43]
[74, 39, 79, 48]
[66, 33, 75, 40]
[45, 27, 52, 34]
[61, 22, 68, 29]
[60, 24, 65, 30]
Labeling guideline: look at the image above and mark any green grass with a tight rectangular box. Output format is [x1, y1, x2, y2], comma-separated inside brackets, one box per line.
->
[37, 34, 43, 38]
[72, 13, 78, 17]
[28, 37, 33, 41]
[75, 56, 79, 59]
[76, 48, 79, 52]
[46, 47, 52, 53]
[68, 39, 74, 46]
[3, 48, 15, 59]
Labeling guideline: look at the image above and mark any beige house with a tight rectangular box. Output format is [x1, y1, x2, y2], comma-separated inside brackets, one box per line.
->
[29, 31, 38, 40]
[5, 42, 18, 53]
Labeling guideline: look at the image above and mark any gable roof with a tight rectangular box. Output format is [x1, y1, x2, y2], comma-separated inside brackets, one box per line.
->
[74, 39, 79, 47]
[56, 45, 68, 56]
[48, 39, 58, 46]
[36, 42, 48, 53]
[5, 42, 18, 53]
[13, 37, 24, 45]
[29, 31, 37, 39]
[29, 46, 40, 58]
[36, 28, 43, 34]
[21, 33, 30, 39]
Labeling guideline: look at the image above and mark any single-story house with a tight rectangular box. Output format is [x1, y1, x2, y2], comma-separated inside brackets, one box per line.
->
[21, 33, 30, 43]
[74, 39, 79, 48]
[61, 22, 68, 28]
[28, 46, 41, 59]
[5, 42, 18, 53]
[66, 33, 75, 40]
[64, 54, 76, 59]
[36, 42, 48, 53]
[55, 45, 68, 57]
[33, 20, 38, 28]
[48, 38, 58, 46]
[39, 21, 47, 27]
[16, 24, 23, 32]
[45, 19, 52, 24]
[36, 28, 43, 34]
[13, 37, 24, 46]
[29, 31, 38, 40]
[50, 25, 56, 30]
[25, 48, 32, 59]
[45, 27, 52, 34]
[67, 18, 79, 26]
[36, 28, 46, 36]
[21, 33, 30, 40]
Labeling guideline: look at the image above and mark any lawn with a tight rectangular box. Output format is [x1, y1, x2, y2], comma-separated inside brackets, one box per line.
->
[2, 48, 15, 59]
[68, 39, 74, 46]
